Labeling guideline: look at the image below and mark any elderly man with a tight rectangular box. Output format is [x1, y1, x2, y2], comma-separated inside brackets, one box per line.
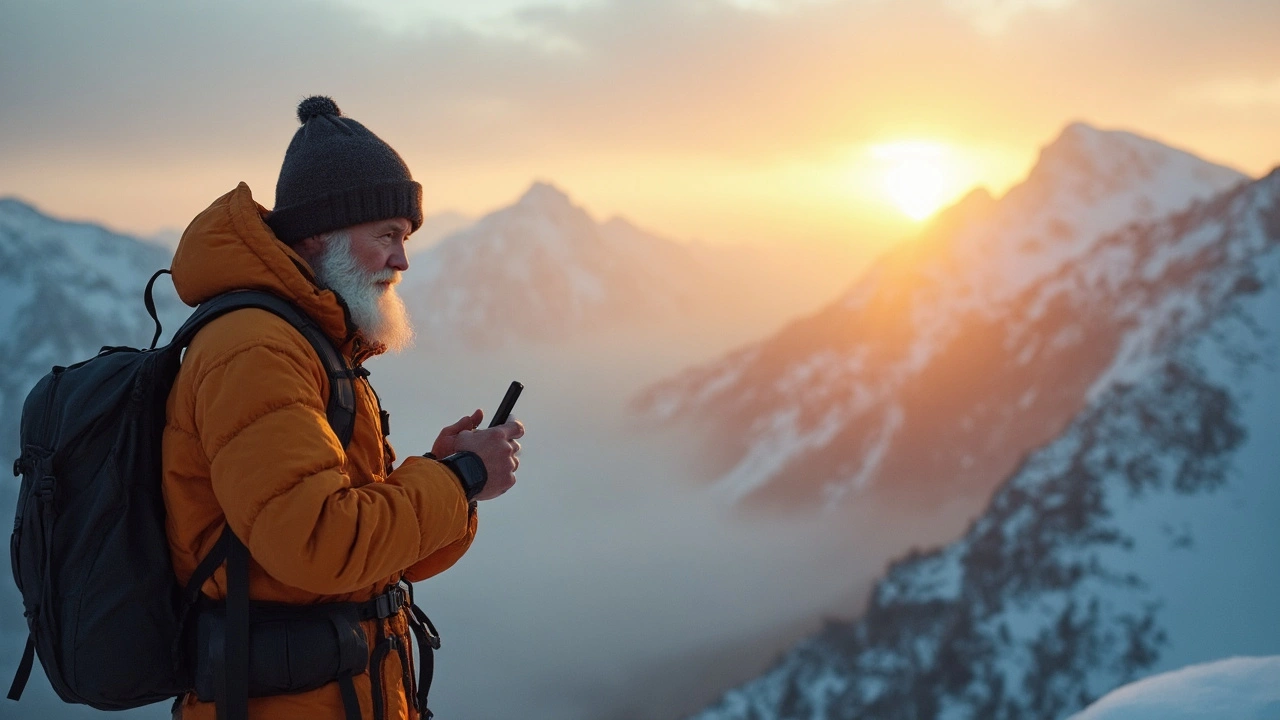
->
[162, 96, 522, 720]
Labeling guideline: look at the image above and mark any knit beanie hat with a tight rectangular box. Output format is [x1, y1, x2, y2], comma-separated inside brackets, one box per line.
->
[266, 96, 423, 244]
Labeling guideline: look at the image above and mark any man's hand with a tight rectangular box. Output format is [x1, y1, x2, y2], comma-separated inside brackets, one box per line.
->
[454, 416, 524, 502]
[432, 410, 525, 502]
[432, 410, 483, 458]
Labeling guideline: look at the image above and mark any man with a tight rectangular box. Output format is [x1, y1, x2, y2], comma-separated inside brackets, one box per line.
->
[162, 95, 522, 720]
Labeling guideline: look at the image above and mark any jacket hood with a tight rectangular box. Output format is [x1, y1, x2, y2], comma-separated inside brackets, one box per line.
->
[171, 183, 352, 344]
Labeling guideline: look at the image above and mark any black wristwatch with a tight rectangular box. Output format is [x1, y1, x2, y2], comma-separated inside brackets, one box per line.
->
[438, 451, 488, 500]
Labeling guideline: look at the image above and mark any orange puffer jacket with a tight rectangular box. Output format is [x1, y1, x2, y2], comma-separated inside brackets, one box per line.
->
[162, 183, 477, 720]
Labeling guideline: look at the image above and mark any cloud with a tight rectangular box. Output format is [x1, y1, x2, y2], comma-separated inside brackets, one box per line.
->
[2, 0, 1280, 241]
[945, 0, 1077, 35]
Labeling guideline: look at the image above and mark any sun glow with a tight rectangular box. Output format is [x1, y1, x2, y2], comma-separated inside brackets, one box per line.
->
[869, 140, 974, 222]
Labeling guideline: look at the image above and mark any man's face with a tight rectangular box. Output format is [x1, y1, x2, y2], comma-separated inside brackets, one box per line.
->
[304, 217, 416, 352]
[345, 217, 413, 278]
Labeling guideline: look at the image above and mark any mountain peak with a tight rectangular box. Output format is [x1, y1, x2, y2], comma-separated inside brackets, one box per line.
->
[1013, 122, 1246, 213]
[517, 180, 574, 210]
[1034, 121, 1149, 177]
[0, 196, 42, 220]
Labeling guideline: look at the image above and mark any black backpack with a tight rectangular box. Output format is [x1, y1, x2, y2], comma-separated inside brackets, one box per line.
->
[7, 269, 360, 710]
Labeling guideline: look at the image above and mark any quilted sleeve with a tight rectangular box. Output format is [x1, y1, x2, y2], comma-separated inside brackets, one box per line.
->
[189, 313, 472, 594]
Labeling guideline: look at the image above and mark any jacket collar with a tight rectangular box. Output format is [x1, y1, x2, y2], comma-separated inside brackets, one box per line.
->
[171, 183, 370, 354]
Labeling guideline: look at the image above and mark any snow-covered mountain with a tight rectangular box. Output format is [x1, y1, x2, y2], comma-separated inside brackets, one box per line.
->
[633, 123, 1249, 511]
[398, 181, 863, 350]
[398, 182, 713, 348]
[688, 168, 1280, 719]
[0, 198, 184, 455]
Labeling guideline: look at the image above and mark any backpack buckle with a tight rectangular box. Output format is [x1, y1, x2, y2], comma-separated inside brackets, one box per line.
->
[372, 586, 407, 619]
[12, 456, 22, 477]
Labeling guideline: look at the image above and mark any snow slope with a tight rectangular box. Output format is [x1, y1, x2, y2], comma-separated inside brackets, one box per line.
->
[688, 168, 1280, 719]
[1066, 656, 1280, 720]
[634, 123, 1249, 512]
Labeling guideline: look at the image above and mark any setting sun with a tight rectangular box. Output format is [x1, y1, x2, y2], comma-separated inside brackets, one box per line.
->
[870, 141, 974, 222]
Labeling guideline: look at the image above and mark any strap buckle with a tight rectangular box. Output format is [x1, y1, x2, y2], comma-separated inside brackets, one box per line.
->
[372, 586, 407, 619]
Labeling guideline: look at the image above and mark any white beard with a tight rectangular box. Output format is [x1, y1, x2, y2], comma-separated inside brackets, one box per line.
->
[312, 230, 415, 352]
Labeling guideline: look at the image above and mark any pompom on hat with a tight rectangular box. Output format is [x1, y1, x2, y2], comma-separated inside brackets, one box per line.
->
[266, 95, 423, 244]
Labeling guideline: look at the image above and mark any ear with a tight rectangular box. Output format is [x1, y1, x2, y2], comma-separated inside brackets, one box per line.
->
[294, 234, 325, 260]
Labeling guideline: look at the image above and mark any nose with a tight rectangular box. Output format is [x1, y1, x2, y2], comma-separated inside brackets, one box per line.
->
[389, 240, 409, 272]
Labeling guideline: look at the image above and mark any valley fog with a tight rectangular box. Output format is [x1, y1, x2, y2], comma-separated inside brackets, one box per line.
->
[372, 326, 986, 720]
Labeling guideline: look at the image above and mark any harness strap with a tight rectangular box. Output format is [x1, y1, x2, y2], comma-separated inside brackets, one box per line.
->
[400, 582, 439, 716]
[184, 528, 234, 605]
[214, 530, 250, 720]
[356, 585, 409, 621]
[337, 674, 362, 720]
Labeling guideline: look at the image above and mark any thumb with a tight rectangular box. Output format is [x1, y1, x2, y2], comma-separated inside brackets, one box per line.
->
[444, 409, 483, 436]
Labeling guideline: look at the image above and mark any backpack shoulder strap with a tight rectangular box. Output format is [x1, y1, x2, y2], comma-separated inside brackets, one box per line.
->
[170, 290, 357, 449]
[169, 291, 359, 720]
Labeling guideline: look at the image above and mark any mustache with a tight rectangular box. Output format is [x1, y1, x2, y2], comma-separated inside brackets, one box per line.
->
[371, 269, 401, 285]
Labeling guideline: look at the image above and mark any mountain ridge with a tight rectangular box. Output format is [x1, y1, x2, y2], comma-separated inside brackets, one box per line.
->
[688, 166, 1280, 720]
[399, 180, 863, 351]
[632, 123, 1250, 512]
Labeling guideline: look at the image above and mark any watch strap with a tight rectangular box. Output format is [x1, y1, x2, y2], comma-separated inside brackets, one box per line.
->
[439, 451, 488, 500]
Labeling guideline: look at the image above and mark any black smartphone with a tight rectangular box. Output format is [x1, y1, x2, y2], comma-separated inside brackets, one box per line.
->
[488, 381, 523, 428]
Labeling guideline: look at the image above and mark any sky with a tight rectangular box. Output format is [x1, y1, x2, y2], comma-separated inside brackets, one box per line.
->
[2, 0, 1279, 250]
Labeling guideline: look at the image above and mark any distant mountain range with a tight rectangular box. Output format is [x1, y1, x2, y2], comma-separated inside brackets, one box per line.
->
[686, 162, 1280, 718]
[398, 181, 862, 350]
[633, 123, 1250, 513]
[0, 198, 184, 456]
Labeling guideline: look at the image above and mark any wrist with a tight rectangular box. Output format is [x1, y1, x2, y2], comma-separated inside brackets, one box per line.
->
[438, 450, 488, 501]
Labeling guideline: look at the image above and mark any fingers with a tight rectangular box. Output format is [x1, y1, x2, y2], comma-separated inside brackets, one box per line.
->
[442, 409, 484, 436]
[499, 417, 525, 440]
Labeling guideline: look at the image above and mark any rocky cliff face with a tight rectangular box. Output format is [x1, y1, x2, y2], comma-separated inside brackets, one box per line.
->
[688, 169, 1280, 719]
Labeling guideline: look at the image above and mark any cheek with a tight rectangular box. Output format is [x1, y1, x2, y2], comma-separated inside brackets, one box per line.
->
[355, 245, 387, 273]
